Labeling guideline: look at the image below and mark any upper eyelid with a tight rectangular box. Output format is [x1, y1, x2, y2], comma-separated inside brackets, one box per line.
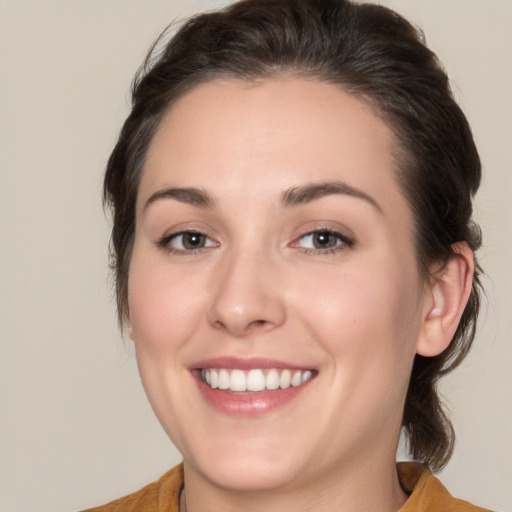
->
[293, 226, 354, 242]
[158, 224, 217, 241]
[300, 227, 347, 237]
[158, 229, 202, 242]
[169, 228, 207, 237]
[302, 231, 350, 242]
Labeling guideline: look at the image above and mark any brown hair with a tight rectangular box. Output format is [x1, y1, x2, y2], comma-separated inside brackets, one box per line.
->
[104, 0, 482, 471]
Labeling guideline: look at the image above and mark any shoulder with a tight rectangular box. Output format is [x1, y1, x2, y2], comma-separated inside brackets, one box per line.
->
[398, 462, 495, 512]
[81, 464, 184, 512]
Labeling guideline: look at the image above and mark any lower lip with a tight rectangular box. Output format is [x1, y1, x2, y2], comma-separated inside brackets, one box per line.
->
[195, 376, 313, 417]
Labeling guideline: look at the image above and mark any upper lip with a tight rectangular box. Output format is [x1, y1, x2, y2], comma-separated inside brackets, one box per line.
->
[191, 356, 315, 371]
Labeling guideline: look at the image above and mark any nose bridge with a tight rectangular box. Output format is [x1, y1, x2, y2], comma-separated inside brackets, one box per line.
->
[207, 243, 286, 336]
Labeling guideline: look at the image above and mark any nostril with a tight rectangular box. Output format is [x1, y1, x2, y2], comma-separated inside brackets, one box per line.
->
[246, 319, 271, 332]
[212, 318, 270, 334]
[213, 320, 227, 331]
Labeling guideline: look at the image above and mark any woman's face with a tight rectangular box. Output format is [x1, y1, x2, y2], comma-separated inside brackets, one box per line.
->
[129, 78, 429, 492]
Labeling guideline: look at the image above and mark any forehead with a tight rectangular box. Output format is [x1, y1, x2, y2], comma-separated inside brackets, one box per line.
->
[139, 77, 409, 221]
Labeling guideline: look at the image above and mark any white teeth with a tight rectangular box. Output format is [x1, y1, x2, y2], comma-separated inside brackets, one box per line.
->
[202, 368, 314, 392]
[280, 369, 291, 389]
[218, 369, 230, 390]
[229, 369, 247, 391]
[266, 369, 280, 390]
[302, 370, 313, 383]
[247, 369, 266, 391]
[210, 368, 218, 389]
[291, 370, 302, 387]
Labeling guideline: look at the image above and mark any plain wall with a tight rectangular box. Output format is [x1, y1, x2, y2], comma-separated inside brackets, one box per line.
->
[1, 1, 510, 511]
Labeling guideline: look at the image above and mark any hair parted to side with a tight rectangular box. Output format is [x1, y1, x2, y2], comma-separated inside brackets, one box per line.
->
[104, 0, 482, 471]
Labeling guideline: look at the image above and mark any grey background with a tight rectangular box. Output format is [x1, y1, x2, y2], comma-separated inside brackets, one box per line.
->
[1, 1, 511, 510]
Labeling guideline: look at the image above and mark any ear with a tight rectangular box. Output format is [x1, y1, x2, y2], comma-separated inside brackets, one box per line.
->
[416, 242, 475, 357]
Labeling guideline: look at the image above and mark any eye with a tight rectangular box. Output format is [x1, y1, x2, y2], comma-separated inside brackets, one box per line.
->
[157, 230, 218, 253]
[292, 229, 353, 253]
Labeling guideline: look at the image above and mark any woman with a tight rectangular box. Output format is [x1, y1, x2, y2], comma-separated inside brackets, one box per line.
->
[85, 0, 491, 510]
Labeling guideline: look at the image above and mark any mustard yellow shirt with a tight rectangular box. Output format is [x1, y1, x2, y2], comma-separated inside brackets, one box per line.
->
[82, 462, 493, 511]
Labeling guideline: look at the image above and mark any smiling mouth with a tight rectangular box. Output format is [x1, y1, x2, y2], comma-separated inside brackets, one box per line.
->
[199, 368, 315, 392]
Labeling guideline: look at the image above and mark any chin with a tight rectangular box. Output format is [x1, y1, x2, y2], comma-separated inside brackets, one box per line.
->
[183, 434, 309, 492]
[196, 456, 301, 492]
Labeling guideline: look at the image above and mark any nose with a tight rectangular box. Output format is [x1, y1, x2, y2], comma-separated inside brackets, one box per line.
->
[207, 249, 286, 337]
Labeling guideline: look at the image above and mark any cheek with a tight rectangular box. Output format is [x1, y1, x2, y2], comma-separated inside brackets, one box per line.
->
[126, 247, 210, 437]
[127, 249, 209, 352]
[290, 257, 422, 369]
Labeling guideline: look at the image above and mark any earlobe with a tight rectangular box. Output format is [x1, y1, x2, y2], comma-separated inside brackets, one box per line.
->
[416, 242, 474, 357]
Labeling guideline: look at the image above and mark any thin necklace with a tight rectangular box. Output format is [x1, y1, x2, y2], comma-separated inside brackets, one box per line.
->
[179, 487, 187, 512]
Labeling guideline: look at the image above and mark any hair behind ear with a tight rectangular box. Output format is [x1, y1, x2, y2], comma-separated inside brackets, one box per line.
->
[402, 354, 455, 470]
[403, 242, 478, 471]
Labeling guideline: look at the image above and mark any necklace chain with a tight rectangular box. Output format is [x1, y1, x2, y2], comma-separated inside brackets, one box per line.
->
[179, 487, 187, 512]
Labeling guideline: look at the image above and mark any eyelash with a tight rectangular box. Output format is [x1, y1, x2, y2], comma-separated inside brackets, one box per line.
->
[156, 228, 354, 255]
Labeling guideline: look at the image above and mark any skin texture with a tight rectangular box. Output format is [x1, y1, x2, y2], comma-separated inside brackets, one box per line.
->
[128, 78, 474, 512]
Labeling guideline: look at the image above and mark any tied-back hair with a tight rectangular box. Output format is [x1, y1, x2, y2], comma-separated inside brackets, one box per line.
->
[104, 0, 483, 471]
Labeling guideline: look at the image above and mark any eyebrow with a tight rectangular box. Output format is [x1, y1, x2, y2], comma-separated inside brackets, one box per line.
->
[143, 180, 382, 214]
[144, 187, 215, 211]
[281, 180, 383, 213]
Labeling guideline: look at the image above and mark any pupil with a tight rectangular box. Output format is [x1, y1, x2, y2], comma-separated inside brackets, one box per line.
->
[184, 233, 204, 249]
[314, 232, 336, 248]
